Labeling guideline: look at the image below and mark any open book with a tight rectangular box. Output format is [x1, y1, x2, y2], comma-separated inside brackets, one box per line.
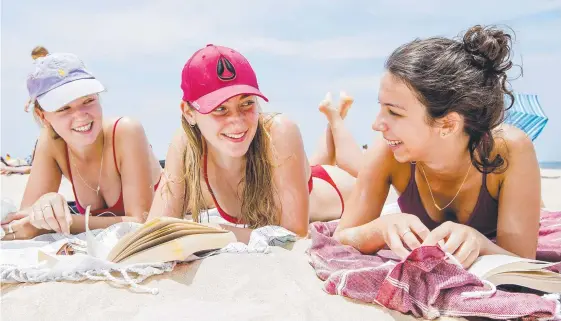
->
[468, 254, 561, 293]
[49, 209, 237, 265]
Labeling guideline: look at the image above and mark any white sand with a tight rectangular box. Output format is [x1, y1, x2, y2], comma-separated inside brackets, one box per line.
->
[1, 170, 559, 321]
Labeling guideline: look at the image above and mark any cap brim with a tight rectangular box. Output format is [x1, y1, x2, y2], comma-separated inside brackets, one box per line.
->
[192, 84, 269, 114]
[37, 78, 105, 111]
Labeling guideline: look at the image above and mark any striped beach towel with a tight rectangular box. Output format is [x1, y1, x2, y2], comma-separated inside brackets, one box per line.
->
[307, 212, 561, 320]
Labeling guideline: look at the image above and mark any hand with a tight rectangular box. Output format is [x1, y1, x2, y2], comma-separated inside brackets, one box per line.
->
[422, 221, 483, 268]
[27, 192, 72, 234]
[378, 213, 431, 258]
[2, 216, 47, 240]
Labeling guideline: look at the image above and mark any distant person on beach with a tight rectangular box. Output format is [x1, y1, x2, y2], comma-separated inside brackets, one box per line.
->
[0, 141, 37, 175]
[2, 52, 162, 240]
[334, 25, 542, 268]
[24, 46, 50, 113]
[148, 44, 355, 241]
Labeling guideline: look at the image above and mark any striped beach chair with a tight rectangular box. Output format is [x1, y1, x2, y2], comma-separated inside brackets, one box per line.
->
[503, 93, 548, 141]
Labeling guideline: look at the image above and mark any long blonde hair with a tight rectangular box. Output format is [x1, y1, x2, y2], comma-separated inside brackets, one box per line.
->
[180, 104, 280, 228]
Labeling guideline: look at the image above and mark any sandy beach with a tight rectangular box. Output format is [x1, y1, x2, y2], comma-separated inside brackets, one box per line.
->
[1, 169, 560, 321]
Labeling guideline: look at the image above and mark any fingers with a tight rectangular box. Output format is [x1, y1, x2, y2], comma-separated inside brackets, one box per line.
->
[422, 223, 452, 246]
[56, 195, 72, 234]
[1, 211, 27, 224]
[29, 205, 45, 230]
[443, 232, 464, 254]
[2, 217, 30, 240]
[409, 219, 430, 243]
[401, 229, 422, 251]
[386, 225, 410, 258]
[462, 247, 480, 268]
[42, 201, 62, 233]
[453, 236, 479, 266]
[30, 204, 53, 231]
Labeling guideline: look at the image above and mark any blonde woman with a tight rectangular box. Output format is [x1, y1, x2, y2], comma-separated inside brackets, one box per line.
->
[148, 45, 355, 239]
[2, 52, 162, 240]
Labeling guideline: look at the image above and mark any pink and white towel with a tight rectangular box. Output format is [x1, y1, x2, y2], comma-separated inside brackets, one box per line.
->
[307, 209, 561, 320]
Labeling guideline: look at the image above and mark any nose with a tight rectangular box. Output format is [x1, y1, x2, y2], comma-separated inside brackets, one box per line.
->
[372, 111, 388, 132]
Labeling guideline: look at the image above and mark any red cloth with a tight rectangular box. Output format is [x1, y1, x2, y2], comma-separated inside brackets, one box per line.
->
[307, 211, 561, 320]
[537, 210, 561, 264]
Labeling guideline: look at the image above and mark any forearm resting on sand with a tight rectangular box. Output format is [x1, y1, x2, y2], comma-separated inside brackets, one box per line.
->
[334, 220, 387, 254]
[70, 215, 145, 234]
[219, 224, 252, 244]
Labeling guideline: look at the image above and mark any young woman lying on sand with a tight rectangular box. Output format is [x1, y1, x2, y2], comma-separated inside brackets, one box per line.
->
[2, 52, 162, 240]
[148, 44, 356, 240]
[334, 25, 542, 268]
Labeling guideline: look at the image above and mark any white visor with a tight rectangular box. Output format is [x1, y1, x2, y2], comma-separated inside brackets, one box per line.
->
[37, 78, 105, 111]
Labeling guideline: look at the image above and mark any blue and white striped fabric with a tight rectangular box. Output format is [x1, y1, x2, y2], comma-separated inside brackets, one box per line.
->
[503, 93, 548, 141]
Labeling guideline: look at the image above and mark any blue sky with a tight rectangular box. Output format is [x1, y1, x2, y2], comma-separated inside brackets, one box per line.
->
[2, 0, 561, 162]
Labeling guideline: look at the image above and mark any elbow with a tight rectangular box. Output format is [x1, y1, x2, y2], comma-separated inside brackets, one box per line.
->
[292, 225, 308, 238]
[333, 228, 345, 243]
[124, 215, 147, 224]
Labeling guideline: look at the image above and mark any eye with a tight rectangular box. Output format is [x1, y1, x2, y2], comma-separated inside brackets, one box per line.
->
[56, 106, 71, 113]
[212, 106, 228, 115]
[84, 98, 95, 104]
[241, 100, 255, 108]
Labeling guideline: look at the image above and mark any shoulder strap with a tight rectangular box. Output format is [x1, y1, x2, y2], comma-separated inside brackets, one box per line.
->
[112, 117, 124, 176]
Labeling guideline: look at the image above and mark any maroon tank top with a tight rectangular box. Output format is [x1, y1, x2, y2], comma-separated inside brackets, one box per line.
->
[397, 163, 498, 237]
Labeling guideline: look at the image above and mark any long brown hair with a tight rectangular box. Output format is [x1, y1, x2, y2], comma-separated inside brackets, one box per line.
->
[179, 103, 280, 228]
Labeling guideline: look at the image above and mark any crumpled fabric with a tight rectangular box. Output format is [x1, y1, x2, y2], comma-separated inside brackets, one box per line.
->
[1, 219, 297, 295]
[307, 220, 561, 320]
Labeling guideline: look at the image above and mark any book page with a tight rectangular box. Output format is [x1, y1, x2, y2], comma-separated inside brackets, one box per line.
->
[468, 254, 556, 279]
[118, 231, 237, 265]
[106, 218, 214, 261]
[112, 227, 225, 263]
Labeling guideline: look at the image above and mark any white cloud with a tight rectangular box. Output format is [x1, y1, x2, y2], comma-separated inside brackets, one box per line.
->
[2, 0, 561, 161]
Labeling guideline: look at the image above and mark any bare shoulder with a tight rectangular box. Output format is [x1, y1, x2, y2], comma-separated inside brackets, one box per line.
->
[366, 136, 403, 171]
[493, 124, 536, 162]
[267, 113, 301, 140]
[110, 116, 147, 138]
[36, 126, 65, 158]
[169, 127, 189, 152]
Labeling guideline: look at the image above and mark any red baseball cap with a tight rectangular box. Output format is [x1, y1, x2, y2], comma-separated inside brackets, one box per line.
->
[181, 44, 269, 114]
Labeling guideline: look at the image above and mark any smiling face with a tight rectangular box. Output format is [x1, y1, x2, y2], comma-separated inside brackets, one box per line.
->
[373, 72, 443, 163]
[185, 94, 259, 158]
[39, 94, 103, 146]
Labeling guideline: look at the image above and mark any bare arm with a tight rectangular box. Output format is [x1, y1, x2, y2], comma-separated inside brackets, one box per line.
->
[148, 128, 188, 220]
[483, 129, 541, 258]
[333, 137, 397, 252]
[269, 115, 311, 236]
[19, 129, 63, 210]
[115, 118, 162, 223]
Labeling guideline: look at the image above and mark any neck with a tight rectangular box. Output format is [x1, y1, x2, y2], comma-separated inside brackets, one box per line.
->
[418, 135, 472, 180]
[68, 130, 105, 162]
[206, 143, 246, 177]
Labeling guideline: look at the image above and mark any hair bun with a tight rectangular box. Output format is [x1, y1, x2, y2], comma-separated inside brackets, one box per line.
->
[463, 25, 513, 76]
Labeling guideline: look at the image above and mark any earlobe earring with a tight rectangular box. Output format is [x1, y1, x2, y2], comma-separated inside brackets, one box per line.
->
[189, 122, 196, 128]
[441, 132, 446, 137]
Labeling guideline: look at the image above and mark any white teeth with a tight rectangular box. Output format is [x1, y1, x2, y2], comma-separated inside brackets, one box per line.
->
[224, 132, 245, 139]
[385, 139, 403, 146]
[73, 122, 92, 132]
